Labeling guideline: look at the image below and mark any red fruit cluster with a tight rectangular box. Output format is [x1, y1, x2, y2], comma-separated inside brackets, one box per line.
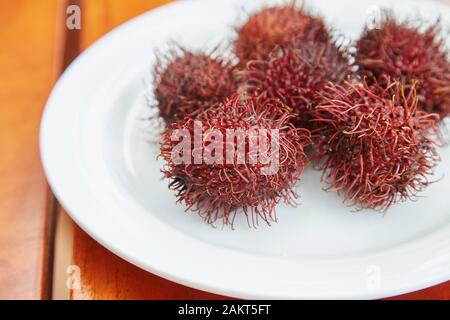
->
[153, 5, 449, 222]
[312, 78, 439, 210]
[153, 48, 236, 124]
[356, 13, 450, 119]
[235, 5, 329, 65]
[160, 94, 310, 227]
[238, 39, 352, 128]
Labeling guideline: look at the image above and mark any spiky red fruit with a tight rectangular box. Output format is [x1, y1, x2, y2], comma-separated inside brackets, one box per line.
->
[153, 48, 236, 124]
[235, 5, 329, 65]
[312, 78, 439, 210]
[356, 13, 450, 119]
[160, 94, 310, 226]
[238, 39, 352, 128]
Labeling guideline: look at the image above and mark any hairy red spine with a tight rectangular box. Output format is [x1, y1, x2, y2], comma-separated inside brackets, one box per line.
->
[235, 4, 329, 65]
[160, 94, 310, 227]
[356, 12, 450, 119]
[153, 47, 237, 124]
[311, 78, 440, 210]
[238, 39, 352, 128]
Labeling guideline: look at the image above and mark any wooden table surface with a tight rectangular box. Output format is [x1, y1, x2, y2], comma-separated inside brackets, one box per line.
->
[0, 0, 449, 300]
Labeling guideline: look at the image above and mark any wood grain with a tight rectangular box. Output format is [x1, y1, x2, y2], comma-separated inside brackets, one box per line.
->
[0, 0, 58, 299]
[61, 0, 449, 300]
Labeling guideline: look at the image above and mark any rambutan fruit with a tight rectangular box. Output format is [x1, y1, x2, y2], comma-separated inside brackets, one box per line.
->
[311, 78, 440, 210]
[159, 94, 310, 227]
[153, 47, 237, 124]
[235, 4, 329, 65]
[356, 12, 450, 119]
[238, 39, 352, 128]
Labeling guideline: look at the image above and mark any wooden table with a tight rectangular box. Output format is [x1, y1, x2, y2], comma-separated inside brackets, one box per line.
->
[0, 0, 449, 300]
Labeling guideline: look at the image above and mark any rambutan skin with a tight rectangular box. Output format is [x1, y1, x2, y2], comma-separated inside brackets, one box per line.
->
[235, 5, 329, 65]
[238, 40, 352, 128]
[311, 78, 440, 210]
[356, 13, 450, 119]
[159, 94, 310, 226]
[153, 48, 237, 124]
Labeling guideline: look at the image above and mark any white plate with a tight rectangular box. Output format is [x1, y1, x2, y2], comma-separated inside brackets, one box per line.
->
[40, 0, 450, 299]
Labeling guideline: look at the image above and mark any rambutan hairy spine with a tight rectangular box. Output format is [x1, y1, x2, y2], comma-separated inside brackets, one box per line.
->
[152, 46, 237, 124]
[356, 11, 450, 120]
[311, 77, 440, 211]
[159, 94, 310, 227]
[234, 4, 329, 65]
[238, 38, 353, 129]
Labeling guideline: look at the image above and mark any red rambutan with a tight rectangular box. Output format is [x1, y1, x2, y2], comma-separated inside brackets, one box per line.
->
[311, 78, 440, 210]
[159, 94, 310, 227]
[153, 47, 237, 124]
[235, 4, 329, 65]
[356, 12, 450, 119]
[238, 39, 352, 128]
